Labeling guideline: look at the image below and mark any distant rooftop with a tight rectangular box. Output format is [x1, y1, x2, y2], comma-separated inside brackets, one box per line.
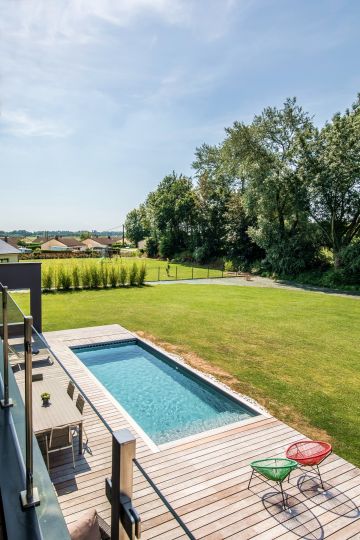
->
[0, 238, 20, 255]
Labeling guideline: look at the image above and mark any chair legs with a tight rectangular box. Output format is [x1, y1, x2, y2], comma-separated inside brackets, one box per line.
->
[248, 469, 254, 489]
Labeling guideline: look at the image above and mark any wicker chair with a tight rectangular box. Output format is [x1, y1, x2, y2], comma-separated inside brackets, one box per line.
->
[286, 440, 332, 489]
[248, 458, 298, 510]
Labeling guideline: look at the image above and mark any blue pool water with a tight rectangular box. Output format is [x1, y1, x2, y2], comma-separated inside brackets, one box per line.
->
[73, 341, 258, 444]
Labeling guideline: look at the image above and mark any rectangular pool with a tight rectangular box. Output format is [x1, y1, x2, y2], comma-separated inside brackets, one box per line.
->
[72, 340, 259, 445]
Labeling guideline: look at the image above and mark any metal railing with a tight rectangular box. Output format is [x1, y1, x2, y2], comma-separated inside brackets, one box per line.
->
[1, 283, 195, 539]
[0, 282, 69, 539]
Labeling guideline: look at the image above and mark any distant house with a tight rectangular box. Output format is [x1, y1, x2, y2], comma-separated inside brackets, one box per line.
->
[39, 237, 84, 251]
[81, 236, 123, 253]
[137, 239, 147, 250]
[0, 238, 20, 263]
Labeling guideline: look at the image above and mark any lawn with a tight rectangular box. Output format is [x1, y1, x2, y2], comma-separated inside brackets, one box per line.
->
[22, 257, 223, 283]
[13, 284, 360, 466]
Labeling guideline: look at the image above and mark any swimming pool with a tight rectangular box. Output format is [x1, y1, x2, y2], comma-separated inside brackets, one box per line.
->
[72, 340, 259, 445]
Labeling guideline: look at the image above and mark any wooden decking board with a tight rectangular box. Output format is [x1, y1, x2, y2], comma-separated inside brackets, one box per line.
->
[222, 468, 360, 540]
[13, 325, 360, 539]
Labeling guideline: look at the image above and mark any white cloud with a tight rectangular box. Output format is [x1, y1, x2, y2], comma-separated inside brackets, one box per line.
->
[1, 110, 72, 138]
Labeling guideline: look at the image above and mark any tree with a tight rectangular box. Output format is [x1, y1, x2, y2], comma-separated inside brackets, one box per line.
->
[145, 172, 198, 257]
[192, 144, 233, 258]
[124, 205, 150, 245]
[300, 96, 360, 266]
[224, 98, 318, 274]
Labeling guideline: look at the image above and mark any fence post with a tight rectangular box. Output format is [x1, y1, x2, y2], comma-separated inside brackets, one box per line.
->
[191, 266, 194, 280]
[222, 269, 224, 278]
[158, 267, 160, 281]
[207, 267, 210, 279]
[176, 266, 178, 280]
[1, 286, 13, 409]
[20, 316, 40, 509]
[106, 429, 141, 540]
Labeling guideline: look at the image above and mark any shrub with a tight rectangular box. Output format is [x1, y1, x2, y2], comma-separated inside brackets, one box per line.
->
[89, 264, 101, 288]
[109, 265, 118, 287]
[72, 265, 80, 289]
[145, 237, 158, 258]
[224, 260, 235, 272]
[119, 265, 128, 287]
[137, 264, 147, 286]
[338, 241, 360, 284]
[82, 266, 91, 289]
[100, 262, 109, 288]
[42, 268, 54, 291]
[57, 266, 72, 290]
[129, 263, 138, 286]
[193, 246, 208, 264]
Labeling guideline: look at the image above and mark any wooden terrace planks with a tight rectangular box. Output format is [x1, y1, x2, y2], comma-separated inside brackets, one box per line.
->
[13, 325, 360, 539]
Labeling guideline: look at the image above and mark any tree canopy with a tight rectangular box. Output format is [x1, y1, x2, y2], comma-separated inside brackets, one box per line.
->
[125, 96, 360, 282]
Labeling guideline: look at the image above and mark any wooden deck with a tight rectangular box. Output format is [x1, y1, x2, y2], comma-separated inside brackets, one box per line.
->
[14, 325, 360, 539]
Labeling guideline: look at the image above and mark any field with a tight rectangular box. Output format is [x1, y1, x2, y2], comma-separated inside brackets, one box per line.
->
[23, 257, 223, 285]
[12, 284, 360, 467]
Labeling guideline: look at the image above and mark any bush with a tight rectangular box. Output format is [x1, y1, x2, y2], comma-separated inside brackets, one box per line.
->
[42, 267, 54, 290]
[129, 263, 138, 286]
[109, 266, 118, 287]
[193, 246, 208, 264]
[57, 266, 72, 290]
[119, 266, 127, 287]
[100, 262, 109, 288]
[89, 264, 101, 288]
[72, 266, 81, 289]
[82, 266, 92, 289]
[145, 237, 158, 258]
[137, 264, 147, 286]
[224, 260, 236, 272]
[338, 241, 360, 284]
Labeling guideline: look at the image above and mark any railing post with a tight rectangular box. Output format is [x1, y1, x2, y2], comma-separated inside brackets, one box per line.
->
[1, 286, 13, 408]
[106, 429, 141, 540]
[20, 316, 40, 509]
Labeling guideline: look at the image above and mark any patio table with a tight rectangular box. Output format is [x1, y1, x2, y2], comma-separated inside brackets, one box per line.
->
[20, 378, 83, 454]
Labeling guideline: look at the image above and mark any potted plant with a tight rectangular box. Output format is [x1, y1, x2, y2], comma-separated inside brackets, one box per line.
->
[41, 392, 51, 405]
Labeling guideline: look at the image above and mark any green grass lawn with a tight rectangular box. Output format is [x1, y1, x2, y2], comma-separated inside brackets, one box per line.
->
[13, 285, 360, 466]
[22, 257, 223, 282]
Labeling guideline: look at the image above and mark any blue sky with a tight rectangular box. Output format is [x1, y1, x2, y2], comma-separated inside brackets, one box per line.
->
[1, 0, 359, 231]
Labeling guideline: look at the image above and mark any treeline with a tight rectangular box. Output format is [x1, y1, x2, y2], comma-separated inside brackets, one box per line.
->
[42, 261, 146, 291]
[126, 96, 360, 285]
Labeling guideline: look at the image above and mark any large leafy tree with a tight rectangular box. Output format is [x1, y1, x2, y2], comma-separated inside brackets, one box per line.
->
[124, 205, 150, 245]
[300, 96, 360, 265]
[224, 98, 317, 274]
[192, 144, 233, 258]
[145, 172, 198, 257]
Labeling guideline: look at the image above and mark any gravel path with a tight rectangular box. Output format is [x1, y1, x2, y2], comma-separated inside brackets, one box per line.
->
[148, 275, 360, 299]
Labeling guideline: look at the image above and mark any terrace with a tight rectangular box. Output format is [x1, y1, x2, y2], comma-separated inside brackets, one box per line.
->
[1, 281, 360, 539]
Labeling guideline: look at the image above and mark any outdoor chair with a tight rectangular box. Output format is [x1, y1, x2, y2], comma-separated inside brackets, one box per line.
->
[286, 440, 332, 490]
[67, 380, 75, 400]
[248, 458, 298, 510]
[9, 343, 53, 371]
[72, 393, 89, 445]
[45, 425, 75, 470]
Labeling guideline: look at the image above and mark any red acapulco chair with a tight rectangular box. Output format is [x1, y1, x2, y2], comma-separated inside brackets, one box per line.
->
[286, 440, 332, 489]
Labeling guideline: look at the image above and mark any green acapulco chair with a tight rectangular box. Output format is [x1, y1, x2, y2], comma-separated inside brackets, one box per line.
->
[248, 458, 298, 510]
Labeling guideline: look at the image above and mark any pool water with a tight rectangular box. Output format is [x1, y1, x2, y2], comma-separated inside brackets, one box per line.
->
[73, 341, 258, 445]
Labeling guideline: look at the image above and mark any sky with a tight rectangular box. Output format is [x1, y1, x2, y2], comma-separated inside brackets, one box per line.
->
[0, 0, 359, 231]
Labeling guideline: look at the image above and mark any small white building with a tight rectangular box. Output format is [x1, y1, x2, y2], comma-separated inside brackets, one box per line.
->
[0, 238, 20, 263]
